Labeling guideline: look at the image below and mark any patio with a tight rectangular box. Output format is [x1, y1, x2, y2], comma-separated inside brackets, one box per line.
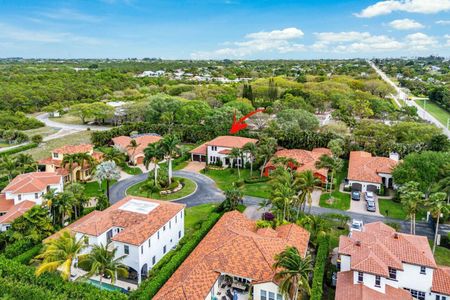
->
[213, 275, 251, 300]
[70, 267, 138, 292]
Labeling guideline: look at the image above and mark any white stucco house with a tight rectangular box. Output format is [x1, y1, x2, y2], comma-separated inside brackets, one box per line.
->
[347, 151, 399, 193]
[336, 222, 450, 300]
[45, 196, 185, 284]
[189, 136, 258, 167]
[0, 172, 64, 231]
[153, 211, 310, 300]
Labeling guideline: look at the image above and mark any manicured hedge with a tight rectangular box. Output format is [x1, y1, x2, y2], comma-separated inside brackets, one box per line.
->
[0, 256, 127, 300]
[0, 277, 64, 300]
[244, 176, 271, 184]
[13, 244, 43, 265]
[130, 212, 223, 300]
[0, 142, 37, 156]
[4, 239, 35, 259]
[310, 235, 330, 300]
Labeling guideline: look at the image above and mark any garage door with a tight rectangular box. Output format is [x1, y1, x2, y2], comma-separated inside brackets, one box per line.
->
[351, 183, 362, 191]
[367, 185, 378, 192]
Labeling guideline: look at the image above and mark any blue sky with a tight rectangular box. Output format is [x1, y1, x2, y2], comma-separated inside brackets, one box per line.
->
[0, 0, 449, 59]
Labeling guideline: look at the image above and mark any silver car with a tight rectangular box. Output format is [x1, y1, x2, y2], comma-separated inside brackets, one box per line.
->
[366, 200, 376, 212]
[365, 191, 375, 202]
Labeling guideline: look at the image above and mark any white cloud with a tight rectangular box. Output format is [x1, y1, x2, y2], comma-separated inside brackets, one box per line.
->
[39, 8, 100, 22]
[404, 32, 438, 50]
[355, 0, 450, 18]
[389, 18, 424, 30]
[191, 27, 305, 58]
[436, 20, 450, 25]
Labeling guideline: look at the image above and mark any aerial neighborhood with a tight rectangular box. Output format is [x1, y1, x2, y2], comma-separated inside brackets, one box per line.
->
[0, 1, 450, 299]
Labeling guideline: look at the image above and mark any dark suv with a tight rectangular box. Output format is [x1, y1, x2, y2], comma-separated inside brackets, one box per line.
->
[351, 191, 361, 201]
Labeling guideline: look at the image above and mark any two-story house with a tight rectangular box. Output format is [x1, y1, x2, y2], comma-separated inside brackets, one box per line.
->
[112, 134, 162, 165]
[38, 144, 103, 182]
[336, 222, 450, 300]
[189, 136, 258, 167]
[154, 211, 310, 300]
[45, 195, 185, 284]
[0, 172, 64, 231]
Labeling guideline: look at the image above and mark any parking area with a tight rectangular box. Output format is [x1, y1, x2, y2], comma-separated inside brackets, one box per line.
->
[349, 192, 382, 216]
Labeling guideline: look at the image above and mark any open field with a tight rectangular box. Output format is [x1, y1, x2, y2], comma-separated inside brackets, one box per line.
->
[49, 114, 86, 125]
[23, 126, 59, 138]
[414, 99, 450, 126]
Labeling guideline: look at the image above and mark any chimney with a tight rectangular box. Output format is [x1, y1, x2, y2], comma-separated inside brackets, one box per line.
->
[389, 152, 400, 162]
[355, 241, 361, 247]
[393, 233, 399, 239]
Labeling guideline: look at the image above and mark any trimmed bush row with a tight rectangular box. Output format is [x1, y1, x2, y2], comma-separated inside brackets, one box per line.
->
[13, 244, 43, 265]
[130, 212, 223, 300]
[0, 255, 127, 300]
[0, 142, 37, 156]
[0, 276, 64, 300]
[4, 239, 35, 259]
[310, 235, 330, 300]
[244, 176, 271, 184]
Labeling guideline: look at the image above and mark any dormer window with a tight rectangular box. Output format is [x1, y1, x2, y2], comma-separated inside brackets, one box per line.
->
[357, 272, 363, 283]
[388, 267, 397, 280]
[53, 152, 58, 158]
[375, 275, 381, 287]
[420, 266, 426, 274]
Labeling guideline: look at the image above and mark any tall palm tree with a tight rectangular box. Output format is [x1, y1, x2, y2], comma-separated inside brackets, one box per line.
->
[271, 170, 297, 222]
[143, 143, 163, 185]
[0, 155, 17, 182]
[273, 247, 312, 300]
[297, 214, 330, 247]
[35, 231, 86, 280]
[93, 161, 121, 201]
[315, 154, 343, 194]
[61, 153, 79, 183]
[222, 188, 243, 212]
[79, 243, 128, 287]
[159, 134, 181, 185]
[228, 147, 242, 178]
[243, 142, 257, 177]
[15, 153, 36, 173]
[103, 148, 125, 165]
[273, 156, 300, 175]
[160, 111, 175, 133]
[127, 139, 140, 166]
[75, 152, 96, 179]
[65, 182, 87, 219]
[427, 192, 449, 254]
[399, 181, 424, 235]
[256, 137, 277, 177]
[295, 170, 321, 213]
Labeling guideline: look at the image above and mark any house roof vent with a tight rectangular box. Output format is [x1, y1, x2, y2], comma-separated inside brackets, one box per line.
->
[355, 240, 361, 246]
[393, 233, 399, 239]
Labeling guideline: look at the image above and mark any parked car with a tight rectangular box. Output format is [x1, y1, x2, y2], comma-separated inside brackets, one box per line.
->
[365, 191, 375, 202]
[351, 191, 361, 201]
[366, 200, 376, 212]
[350, 219, 364, 232]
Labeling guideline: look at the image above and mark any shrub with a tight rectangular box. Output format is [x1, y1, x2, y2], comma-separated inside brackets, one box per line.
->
[256, 220, 273, 228]
[31, 134, 43, 144]
[262, 212, 275, 221]
[0, 143, 37, 156]
[0, 277, 64, 300]
[130, 212, 223, 300]
[234, 180, 245, 188]
[310, 235, 330, 300]
[244, 176, 271, 184]
[13, 244, 43, 265]
[4, 239, 35, 259]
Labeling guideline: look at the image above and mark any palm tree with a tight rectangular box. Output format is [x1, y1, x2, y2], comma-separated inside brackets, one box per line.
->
[15, 153, 36, 173]
[297, 214, 330, 247]
[75, 152, 96, 179]
[399, 181, 424, 235]
[0, 155, 17, 181]
[79, 243, 128, 287]
[160, 111, 175, 133]
[273, 247, 312, 300]
[93, 161, 121, 201]
[143, 143, 163, 185]
[127, 139, 140, 166]
[295, 170, 321, 213]
[315, 154, 343, 194]
[273, 156, 300, 175]
[222, 188, 243, 212]
[35, 231, 86, 280]
[243, 142, 257, 177]
[427, 192, 449, 254]
[228, 147, 242, 178]
[65, 182, 87, 219]
[159, 134, 181, 185]
[256, 137, 277, 177]
[103, 148, 125, 165]
[61, 153, 79, 183]
[44, 190, 74, 226]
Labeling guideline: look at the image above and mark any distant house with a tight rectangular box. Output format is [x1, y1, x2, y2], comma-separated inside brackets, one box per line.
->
[153, 211, 310, 300]
[336, 222, 450, 300]
[347, 151, 399, 193]
[112, 134, 162, 165]
[38, 144, 103, 182]
[0, 172, 63, 231]
[45, 196, 185, 284]
[189, 136, 258, 167]
[263, 148, 332, 183]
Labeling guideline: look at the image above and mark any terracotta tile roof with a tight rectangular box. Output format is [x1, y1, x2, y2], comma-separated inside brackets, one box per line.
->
[432, 266, 450, 296]
[0, 201, 35, 224]
[218, 149, 232, 154]
[51, 196, 184, 245]
[265, 148, 332, 178]
[154, 211, 310, 300]
[44, 211, 103, 242]
[0, 194, 14, 212]
[339, 222, 436, 277]
[53, 144, 93, 154]
[2, 172, 62, 194]
[189, 143, 207, 155]
[112, 135, 162, 158]
[347, 151, 398, 184]
[207, 136, 257, 148]
[335, 271, 412, 300]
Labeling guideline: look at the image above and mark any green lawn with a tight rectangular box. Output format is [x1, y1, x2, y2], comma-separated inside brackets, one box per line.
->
[126, 176, 197, 201]
[379, 199, 426, 220]
[204, 168, 272, 198]
[120, 163, 143, 175]
[319, 191, 350, 210]
[23, 126, 58, 138]
[433, 243, 450, 267]
[415, 99, 450, 126]
[49, 114, 86, 125]
[82, 180, 117, 198]
[184, 203, 218, 236]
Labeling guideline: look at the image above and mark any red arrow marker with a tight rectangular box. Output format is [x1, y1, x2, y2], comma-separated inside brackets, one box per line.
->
[229, 109, 265, 134]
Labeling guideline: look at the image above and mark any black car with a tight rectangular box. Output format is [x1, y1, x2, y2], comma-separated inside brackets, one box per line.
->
[351, 191, 361, 201]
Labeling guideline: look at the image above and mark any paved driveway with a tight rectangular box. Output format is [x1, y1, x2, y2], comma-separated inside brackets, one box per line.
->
[182, 161, 205, 173]
[349, 194, 382, 216]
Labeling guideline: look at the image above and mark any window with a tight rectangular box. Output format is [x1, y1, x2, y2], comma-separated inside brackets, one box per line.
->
[163, 225, 166, 231]
[148, 239, 151, 248]
[53, 152, 58, 158]
[211, 146, 217, 151]
[277, 294, 282, 300]
[169, 221, 171, 229]
[436, 296, 447, 300]
[175, 215, 177, 223]
[375, 276, 381, 287]
[152, 256, 156, 265]
[181, 211, 183, 219]
[178, 231, 181, 238]
[261, 290, 267, 300]
[268, 292, 275, 300]
[34, 193, 38, 199]
[141, 245, 143, 254]
[405, 288, 425, 300]
[388, 268, 397, 280]
[18, 195, 21, 201]
[124, 245, 129, 254]
[157, 231, 160, 239]
[357, 272, 363, 283]
[163, 245, 166, 254]
[420, 266, 426, 274]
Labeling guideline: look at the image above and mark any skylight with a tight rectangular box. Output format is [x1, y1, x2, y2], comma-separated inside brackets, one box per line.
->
[119, 199, 159, 214]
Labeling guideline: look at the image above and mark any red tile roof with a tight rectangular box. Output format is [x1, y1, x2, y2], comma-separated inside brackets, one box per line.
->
[265, 148, 332, 178]
[112, 135, 162, 159]
[44, 211, 103, 242]
[335, 271, 412, 300]
[0, 201, 35, 224]
[0, 194, 14, 212]
[2, 172, 62, 194]
[154, 211, 310, 300]
[207, 136, 257, 148]
[339, 222, 436, 277]
[49, 196, 184, 246]
[432, 266, 450, 296]
[53, 144, 93, 154]
[189, 143, 207, 155]
[347, 151, 398, 183]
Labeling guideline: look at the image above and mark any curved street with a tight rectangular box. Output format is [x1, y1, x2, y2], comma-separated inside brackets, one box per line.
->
[35, 113, 111, 131]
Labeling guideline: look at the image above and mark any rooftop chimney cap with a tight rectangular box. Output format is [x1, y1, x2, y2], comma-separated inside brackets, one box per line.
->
[355, 240, 361, 246]
[393, 233, 399, 239]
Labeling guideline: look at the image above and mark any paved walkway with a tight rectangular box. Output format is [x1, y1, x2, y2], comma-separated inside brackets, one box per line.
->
[182, 161, 206, 173]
